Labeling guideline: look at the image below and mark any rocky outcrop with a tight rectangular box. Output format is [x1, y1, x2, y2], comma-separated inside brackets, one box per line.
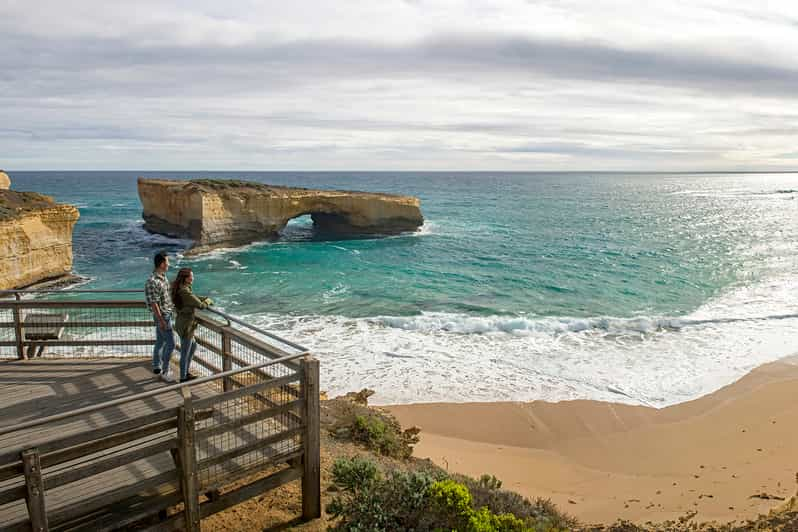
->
[0, 171, 10, 190]
[138, 178, 424, 253]
[0, 190, 80, 289]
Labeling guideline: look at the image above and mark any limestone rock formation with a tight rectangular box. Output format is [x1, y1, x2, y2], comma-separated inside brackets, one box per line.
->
[138, 178, 424, 253]
[0, 190, 80, 289]
[0, 171, 10, 190]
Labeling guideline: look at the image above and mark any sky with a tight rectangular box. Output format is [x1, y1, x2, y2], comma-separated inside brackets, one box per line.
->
[1, 0, 797, 171]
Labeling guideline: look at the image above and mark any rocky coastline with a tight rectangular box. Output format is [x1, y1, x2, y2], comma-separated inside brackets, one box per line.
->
[0, 172, 81, 290]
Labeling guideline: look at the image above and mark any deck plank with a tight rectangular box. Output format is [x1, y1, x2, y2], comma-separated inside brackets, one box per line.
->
[0, 357, 298, 529]
[0, 359, 209, 528]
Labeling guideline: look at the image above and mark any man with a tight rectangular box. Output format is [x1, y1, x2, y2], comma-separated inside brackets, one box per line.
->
[145, 252, 176, 382]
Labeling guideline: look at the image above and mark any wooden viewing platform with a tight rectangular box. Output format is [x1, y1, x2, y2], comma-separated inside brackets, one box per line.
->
[0, 292, 321, 532]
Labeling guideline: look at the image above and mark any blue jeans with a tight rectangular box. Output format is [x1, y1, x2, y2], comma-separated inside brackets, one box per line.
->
[179, 337, 197, 381]
[152, 314, 175, 372]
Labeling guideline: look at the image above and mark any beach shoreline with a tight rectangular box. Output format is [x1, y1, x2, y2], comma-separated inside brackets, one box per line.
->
[387, 354, 798, 525]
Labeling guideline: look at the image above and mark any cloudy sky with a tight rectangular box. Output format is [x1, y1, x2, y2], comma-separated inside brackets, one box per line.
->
[2, 0, 797, 171]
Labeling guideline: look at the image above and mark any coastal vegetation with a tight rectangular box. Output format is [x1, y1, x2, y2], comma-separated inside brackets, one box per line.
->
[0, 189, 59, 220]
[326, 456, 573, 531]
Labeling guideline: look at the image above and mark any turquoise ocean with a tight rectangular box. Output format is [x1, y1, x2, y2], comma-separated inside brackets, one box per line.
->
[11, 171, 798, 406]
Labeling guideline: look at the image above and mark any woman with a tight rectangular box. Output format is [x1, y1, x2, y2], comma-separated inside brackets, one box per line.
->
[171, 268, 212, 382]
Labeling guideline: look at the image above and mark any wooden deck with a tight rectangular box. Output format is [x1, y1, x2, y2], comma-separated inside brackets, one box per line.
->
[0, 358, 221, 530]
[0, 358, 216, 448]
[0, 296, 320, 530]
[0, 357, 308, 531]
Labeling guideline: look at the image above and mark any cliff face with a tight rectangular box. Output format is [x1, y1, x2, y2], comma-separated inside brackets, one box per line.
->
[0, 190, 80, 290]
[138, 178, 424, 253]
[0, 171, 10, 190]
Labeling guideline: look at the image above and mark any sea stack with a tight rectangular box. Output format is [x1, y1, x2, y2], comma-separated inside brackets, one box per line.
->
[138, 178, 424, 253]
[0, 184, 80, 290]
[0, 171, 10, 190]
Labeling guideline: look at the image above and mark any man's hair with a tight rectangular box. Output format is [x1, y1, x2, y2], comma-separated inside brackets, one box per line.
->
[154, 252, 168, 269]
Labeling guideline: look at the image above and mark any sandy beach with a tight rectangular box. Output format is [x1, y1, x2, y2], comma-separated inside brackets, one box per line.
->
[388, 355, 798, 525]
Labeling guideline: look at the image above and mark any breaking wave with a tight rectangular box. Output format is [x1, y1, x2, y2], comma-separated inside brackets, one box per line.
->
[244, 273, 798, 407]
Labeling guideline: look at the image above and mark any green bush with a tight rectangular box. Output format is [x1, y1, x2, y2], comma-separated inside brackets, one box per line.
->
[351, 414, 415, 459]
[331, 456, 379, 491]
[479, 474, 503, 491]
[468, 507, 529, 532]
[457, 474, 576, 531]
[425, 479, 474, 530]
[327, 457, 440, 531]
[327, 457, 570, 532]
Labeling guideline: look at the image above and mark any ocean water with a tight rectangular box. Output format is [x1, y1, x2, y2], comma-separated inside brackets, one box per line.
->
[10, 171, 798, 406]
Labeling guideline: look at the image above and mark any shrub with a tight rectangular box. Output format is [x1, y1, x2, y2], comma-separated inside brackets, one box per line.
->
[457, 474, 577, 531]
[331, 456, 379, 492]
[351, 414, 418, 459]
[479, 474, 503, 491]
[327, 457, 572, 532]
[323, 391, 421, 460]
[425, 479, 474, 530]
[469, 507, 529, 532]
[327, 457, 439, 531]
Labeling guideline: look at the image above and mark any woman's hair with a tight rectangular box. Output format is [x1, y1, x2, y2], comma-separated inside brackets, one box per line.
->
[171, 268, 193, 308]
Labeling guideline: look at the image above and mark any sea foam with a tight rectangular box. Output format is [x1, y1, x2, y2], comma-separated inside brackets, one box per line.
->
[244, 273, 798, 407]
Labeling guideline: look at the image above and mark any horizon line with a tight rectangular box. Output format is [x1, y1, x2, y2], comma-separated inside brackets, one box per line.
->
[5, 169, 798, 175]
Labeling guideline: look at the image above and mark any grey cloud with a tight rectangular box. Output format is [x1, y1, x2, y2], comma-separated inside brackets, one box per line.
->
[2, 13, 797, 171]
[2, 31, 798, 98]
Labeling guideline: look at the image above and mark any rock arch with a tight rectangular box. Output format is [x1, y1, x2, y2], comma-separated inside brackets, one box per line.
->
[138, 178, 424, 254]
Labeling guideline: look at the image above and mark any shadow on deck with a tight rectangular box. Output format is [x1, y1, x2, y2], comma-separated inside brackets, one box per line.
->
[0, 293, 320, 532]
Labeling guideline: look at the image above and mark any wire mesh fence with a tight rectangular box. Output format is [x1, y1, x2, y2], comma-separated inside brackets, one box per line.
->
[194, 363, 303, 489]
[192, 317, 305, 489]
[190, 316, 224, 378]
[0, 300, 154, 359]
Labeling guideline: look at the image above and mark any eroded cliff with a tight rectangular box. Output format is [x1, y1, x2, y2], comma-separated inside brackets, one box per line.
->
[0, 190, 80, 289]
[0, 171, 10, 190]
[138, 178, 424, 253]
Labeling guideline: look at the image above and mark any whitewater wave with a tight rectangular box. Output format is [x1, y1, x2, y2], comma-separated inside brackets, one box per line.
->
[186, 241, 270, 261]
[414, 220, 435, 236]
[378, 313, 689, 336]
[243, 273, 798, 407]
[377, 311, 798, 336]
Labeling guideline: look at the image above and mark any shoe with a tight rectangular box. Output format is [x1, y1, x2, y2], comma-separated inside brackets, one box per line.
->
[180, 373, 197, 383]
[161, 370, 176, 383]
[153, 368, 162, 375]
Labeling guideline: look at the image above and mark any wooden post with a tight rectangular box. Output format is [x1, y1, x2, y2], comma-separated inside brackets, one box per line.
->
[13, 295, 24, 360]
[22, 448, 48, 532]
[178, 387, 201, 532]
[300, 356, 321, 520]
[221, 328, 232, 392]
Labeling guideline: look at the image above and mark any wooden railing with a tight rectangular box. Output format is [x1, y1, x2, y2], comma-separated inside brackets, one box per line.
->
[0, 291, 321, 531]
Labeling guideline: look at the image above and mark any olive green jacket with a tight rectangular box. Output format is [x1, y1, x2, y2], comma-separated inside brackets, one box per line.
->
[174, 285, 208, 339]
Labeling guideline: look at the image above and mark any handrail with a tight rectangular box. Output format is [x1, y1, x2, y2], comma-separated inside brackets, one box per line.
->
[0, 351, 309, 437]
[0, 289, 143, 296]
[204, 308, 309, 353]
[0, 288, 308, 353]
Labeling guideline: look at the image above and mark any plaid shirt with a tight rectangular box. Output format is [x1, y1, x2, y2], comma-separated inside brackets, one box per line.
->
[145, 271, 174, 317]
